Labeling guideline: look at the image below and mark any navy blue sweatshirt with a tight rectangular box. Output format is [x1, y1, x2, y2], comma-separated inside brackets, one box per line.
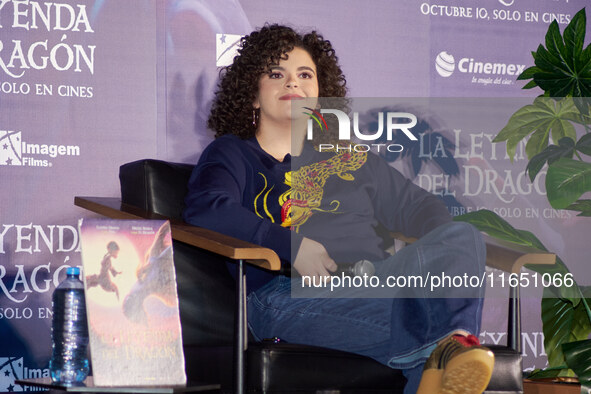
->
[183, 134, 451, 291]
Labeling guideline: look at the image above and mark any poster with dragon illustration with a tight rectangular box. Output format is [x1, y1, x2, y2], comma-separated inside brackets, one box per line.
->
[79, 218, 186, 387]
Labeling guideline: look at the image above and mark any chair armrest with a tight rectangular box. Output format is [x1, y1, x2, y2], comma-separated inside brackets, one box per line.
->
[74, 196, 281, 271]
[390, 232, 556, 273]
[75, 197, 556, 275]
[482, 235, 555, 273]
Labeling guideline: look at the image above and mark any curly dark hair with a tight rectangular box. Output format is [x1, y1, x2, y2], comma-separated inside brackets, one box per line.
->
[207, 24, 347, 141]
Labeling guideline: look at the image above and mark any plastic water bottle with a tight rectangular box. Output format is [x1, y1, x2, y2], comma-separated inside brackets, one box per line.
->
[49, 267, 90, 385]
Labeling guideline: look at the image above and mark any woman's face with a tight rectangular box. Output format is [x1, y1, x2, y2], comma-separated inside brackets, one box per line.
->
[254, 47, 319, 128]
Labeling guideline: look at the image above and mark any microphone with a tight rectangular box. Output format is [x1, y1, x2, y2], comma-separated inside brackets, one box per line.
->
[334, 260, 375, 277]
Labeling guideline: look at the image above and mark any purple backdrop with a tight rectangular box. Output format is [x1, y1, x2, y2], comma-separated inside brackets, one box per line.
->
[1, 0, 590, 388]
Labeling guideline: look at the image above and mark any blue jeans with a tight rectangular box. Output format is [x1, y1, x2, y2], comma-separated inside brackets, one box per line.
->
[247, 222, 486, 393]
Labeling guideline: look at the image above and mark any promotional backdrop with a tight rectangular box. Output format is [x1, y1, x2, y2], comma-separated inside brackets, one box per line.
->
[1, 0, 590, 390]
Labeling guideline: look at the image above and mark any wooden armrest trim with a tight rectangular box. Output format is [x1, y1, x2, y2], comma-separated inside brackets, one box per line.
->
[483, 235, 556, 273]
[390, 231, 556, 274]
[74, 196, 281, 271]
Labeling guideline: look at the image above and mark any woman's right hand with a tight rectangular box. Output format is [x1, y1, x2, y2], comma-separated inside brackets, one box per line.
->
[293, 237, 337, 281]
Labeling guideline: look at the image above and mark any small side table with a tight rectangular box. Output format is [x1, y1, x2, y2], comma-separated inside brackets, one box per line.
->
[523, 378, 580, 394]
[15, 377, 220, 393]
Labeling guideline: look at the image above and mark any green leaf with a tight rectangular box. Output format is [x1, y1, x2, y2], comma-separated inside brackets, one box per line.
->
[581, 44, 591, 71]
[535, 256, 582, 306]
[535, 44, 565, 76]
[550, 138, 576, 163]
[456, 209, 591, 376]
[563, 339, 591, 388]
[566, 199, 591, 216]
[527, 155, 548, 182]
[528, 366, 574, 380]
[551, 100, 578, 143]
[527, 153, 550, 182]
[545, 20, 570, 69]
[454, 209, 545, 250]
[577, 134, 591, 157]
[519, 8, 591, 100]
[494, 100, 552, 143]
[534, 50, 575, 97]
[522, 80, 539, 90]
[542, 291, 591, 367]
[574, 83, 591, 115]
[525, 126, 552, 160]
[455, 210, 582, 303]
[563, 9, 586, 63]
[494, 98, 579, 160]
[518, 66, 542, 81]
[561, 99, 591, 124]
[526, 137, 575, 181]
[546, 158, 591, 209]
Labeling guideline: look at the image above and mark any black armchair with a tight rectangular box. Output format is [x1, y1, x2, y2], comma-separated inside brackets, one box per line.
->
[74, 158, 556, 393]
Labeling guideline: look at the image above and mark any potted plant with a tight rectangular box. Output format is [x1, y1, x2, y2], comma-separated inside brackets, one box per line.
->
[455, 7, 591, 391]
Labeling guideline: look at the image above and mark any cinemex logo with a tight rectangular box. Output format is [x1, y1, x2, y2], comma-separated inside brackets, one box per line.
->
[435, 51, 526, 78]
[306, 109, 418, 153]
[0, 130, 80, 167]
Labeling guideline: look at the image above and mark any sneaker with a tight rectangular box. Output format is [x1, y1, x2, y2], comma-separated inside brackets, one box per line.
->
[416, 334, 494, 394]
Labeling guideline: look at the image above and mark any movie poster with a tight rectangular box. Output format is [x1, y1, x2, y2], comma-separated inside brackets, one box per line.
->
[79, 219, 185, 386]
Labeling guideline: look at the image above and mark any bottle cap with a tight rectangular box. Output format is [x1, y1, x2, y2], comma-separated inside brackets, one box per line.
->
[67, 267, 80, 276]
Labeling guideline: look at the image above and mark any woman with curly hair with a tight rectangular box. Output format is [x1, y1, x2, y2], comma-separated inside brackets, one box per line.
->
[184, 24, 493, 394]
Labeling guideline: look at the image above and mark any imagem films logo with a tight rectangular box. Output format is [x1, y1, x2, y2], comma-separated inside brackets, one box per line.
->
[1, 130, 80, 167]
